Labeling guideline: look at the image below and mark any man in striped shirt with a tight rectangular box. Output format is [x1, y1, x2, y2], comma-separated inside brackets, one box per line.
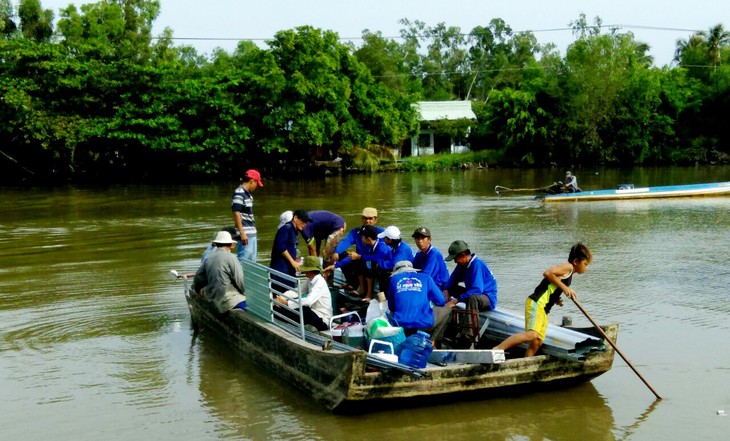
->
[232, 169, 263, 264]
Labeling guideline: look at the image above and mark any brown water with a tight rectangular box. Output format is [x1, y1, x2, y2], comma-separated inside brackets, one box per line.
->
[2, 167, 729, 440]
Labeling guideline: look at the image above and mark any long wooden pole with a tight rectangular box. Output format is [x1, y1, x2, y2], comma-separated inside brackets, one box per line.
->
[571, 297, 663, 400]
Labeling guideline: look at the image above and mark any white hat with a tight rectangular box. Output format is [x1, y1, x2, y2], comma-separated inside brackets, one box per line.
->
[278, 210, 293, 229]
[377, 225, 401, 240]
[212, 231, 234, 245]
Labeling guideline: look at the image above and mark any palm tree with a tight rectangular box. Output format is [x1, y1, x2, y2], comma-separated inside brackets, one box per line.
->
[673, 34, 704, 65]
[699, 24, 730, 69]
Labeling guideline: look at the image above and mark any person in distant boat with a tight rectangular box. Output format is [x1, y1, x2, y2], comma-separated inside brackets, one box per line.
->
[387, 260, 450, 346]
[275, 256, 333, 331]
[443, 240, 498, 338]
[563, 171, 581, 193]
[301, 210, 346, 263]
[493, 243, 592, 357]
[411, 227, 449, 291]
[270, 209, 311, 290]
[193, 231, 246, 313]
[232, 169, 264, 264]
[330, 207, 384, 295]
[201, 227, 239, 264]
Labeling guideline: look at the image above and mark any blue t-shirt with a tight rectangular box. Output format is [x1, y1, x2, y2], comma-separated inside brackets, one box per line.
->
[334, 225, 384, 255]
[447, 253, 498, 309]
[269, 222, 299, 276]
[302, 210, 346, 243]
[412, 245, 449, 290]
[388, 271, 446, 329]
[335, 238, 390, 269]
[381, 240, 414, 271]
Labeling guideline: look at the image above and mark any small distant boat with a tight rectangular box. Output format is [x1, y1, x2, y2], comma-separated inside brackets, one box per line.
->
[537, 181, 730, 202]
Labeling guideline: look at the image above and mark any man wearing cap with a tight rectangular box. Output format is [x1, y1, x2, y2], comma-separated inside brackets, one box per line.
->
[269, 209, 312, 290]
[387, 260, 450, 346]
[193, 231, 246, 313]
[330, 207, 384, 295]
[326, 225, 389, 300]
[444, 239, 498, 318]
[563, 171, 580, 193]
[232, 169, 264, 264]
[411, 227, 450, 291]
[275, 255, 332, 331]
[376, 225, 414, 296]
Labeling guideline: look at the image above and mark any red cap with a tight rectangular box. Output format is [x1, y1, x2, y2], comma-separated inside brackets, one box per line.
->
[244, 169, 263, 187]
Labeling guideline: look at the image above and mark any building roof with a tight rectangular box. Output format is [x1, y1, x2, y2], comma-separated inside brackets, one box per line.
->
[413, 101, 477, 121]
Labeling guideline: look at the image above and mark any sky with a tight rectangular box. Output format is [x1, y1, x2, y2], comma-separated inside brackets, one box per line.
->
[37, 0, 729, 66]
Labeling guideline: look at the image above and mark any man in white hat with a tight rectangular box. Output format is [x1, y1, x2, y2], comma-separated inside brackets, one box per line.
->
[375, 225, 414, 296]
[193, 230, 246, 313]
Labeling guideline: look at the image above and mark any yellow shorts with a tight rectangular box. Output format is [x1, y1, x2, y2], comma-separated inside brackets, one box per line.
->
[525, 298, 548, 341]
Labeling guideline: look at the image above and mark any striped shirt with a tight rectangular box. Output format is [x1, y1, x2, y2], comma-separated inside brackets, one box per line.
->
[231, 185, 256, 235]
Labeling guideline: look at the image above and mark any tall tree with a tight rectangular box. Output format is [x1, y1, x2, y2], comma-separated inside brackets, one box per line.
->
[0, 0, 16, 37]
[18, 0, 52, 42]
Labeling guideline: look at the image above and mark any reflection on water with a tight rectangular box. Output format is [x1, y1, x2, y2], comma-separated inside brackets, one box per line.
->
[195, 330, 615, 440]
[1, 166, 729, 440]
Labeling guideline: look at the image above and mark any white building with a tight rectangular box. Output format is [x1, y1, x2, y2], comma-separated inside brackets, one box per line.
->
[405, 101, 477, 157]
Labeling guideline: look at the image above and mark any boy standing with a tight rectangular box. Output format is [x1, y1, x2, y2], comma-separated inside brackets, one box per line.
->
[494, 243, 592, 357]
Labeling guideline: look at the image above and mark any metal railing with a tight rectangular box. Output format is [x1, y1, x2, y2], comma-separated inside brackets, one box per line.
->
[242, 259, 308, 339]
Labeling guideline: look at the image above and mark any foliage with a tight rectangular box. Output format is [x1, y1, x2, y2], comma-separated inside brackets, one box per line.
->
[397, 150, 503, 172]
[0, 3, 729, 183]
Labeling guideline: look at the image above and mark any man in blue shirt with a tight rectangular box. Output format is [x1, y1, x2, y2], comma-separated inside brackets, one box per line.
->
[376, 225, 414, 296]
[388, 261, 450, 345]
[444, 239, 498, 313]
[269, 209, 311, 291]
[301, 210, 346, 263]
[326, 225, 389, 300]
[330, 207, 383, 296]
[411, 227, 449, 290]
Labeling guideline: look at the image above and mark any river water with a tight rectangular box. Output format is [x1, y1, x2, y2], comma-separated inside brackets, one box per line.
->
[1, 167, 729, 440]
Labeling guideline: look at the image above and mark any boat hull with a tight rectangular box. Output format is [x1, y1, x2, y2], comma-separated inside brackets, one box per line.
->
[185, 286, 617, 412]
[539, 181, 730, 202]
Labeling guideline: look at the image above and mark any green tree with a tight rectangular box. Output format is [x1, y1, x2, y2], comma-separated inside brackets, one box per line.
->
[18, 0, 52, 42]
[354, 30, 421, 96]
[57, 0, 160, 59]
[263, 26, 417, 161]
[560, 14, 655, 163]
[1, 0, 17, 37]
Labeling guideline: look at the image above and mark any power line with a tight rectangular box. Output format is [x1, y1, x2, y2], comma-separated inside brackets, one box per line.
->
[154, 24, 706, 44]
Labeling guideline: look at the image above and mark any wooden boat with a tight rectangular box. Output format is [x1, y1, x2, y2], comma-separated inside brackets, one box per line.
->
[175, 261, 617, 412]
[538, 181, 730, 202]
